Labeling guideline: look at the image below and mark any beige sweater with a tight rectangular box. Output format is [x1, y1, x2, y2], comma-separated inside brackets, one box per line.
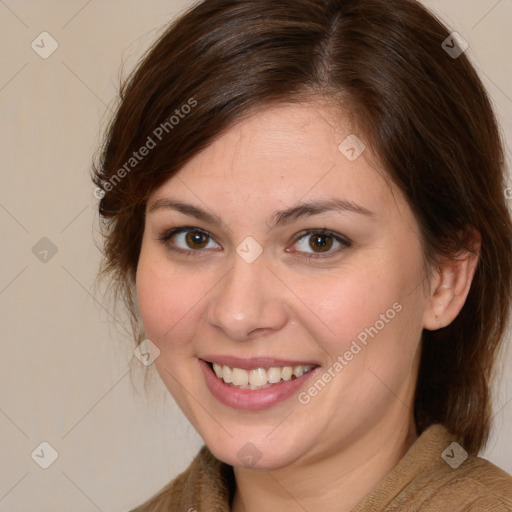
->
[130, 424, 512, 511]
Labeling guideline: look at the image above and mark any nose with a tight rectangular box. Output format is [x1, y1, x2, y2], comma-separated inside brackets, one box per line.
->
[206, 253, 288, 341]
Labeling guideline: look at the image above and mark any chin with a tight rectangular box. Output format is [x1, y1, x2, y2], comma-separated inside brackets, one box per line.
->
[204, 434, 306, 471]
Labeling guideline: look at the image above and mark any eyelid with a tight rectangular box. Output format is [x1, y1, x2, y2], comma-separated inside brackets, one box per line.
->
[158, 225, 212, 241]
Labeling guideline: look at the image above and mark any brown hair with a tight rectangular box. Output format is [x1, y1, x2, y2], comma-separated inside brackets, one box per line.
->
[92, 0, 512, 454]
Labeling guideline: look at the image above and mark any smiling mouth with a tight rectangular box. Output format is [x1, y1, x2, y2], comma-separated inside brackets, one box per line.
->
[206, 361, 317, 390]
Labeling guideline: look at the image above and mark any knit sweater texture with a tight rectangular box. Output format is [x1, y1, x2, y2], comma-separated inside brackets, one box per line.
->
[130, 424, 512, 511]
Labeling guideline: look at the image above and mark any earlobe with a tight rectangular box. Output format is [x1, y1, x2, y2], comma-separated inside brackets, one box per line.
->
[423, 230, 481, 331]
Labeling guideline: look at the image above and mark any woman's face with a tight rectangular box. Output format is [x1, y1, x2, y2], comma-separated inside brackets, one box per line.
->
[136, 102, 432, 470]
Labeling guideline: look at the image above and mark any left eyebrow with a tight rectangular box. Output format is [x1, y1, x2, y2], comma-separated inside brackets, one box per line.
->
[269, 199, 375, 228]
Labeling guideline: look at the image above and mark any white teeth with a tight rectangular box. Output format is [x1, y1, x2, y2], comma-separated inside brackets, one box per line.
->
[232, 367, 249, 386]
[249, 368, 267, 387]
[213, 364, 223, 379]
[281, 367, 293, 381]
[293, 366, 305, 378]
[267, 367, 282, 383]
[222, 365, 232, 384]
[211, 362, 315, 389]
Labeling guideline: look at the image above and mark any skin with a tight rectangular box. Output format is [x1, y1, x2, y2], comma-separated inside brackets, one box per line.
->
[136, 101, 479, 511]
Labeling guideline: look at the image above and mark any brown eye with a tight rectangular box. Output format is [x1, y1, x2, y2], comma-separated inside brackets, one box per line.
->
[185, 230, 209, 249]
[289, 230, 351, 258]
[158, 227, 221, 255]
[309, 233, 334, 252]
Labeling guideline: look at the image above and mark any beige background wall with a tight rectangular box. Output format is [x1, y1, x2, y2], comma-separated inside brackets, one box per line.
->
[0, 1, 511, 510]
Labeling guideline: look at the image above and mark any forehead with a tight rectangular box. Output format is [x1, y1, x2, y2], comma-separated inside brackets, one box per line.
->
[182, 102, 348, 177]
[150, 102, 405, 223]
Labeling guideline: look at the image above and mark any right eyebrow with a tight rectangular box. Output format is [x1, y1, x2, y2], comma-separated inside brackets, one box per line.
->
[147, 199, 225, 227]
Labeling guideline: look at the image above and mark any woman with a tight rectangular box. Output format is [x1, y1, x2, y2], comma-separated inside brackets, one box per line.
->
[92, 0, 512, 510]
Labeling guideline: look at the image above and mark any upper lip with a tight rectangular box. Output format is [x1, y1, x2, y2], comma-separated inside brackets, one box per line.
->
[201, 356, 319, 371]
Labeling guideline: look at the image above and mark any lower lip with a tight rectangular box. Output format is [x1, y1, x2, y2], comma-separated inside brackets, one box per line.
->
[199, 359, 319, 411]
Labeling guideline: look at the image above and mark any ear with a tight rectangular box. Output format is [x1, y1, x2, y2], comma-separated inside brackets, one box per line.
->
[423, 228, 481, 331]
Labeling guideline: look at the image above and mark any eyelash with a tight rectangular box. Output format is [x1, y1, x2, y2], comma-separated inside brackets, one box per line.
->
[156, 226, 352, 260]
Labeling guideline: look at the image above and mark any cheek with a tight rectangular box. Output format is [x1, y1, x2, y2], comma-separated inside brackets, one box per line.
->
[135, 249, 206, 350]
[293, 252, 423, 360]
[290, 266, 400, 342]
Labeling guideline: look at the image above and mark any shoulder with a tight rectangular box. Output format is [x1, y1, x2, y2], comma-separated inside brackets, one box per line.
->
[353, 424, 512, 512]
[406, 425, 512, 511]
[425, 453, 512, 511]
[400, 426, 512, 511]
[128, 445, 234, 512]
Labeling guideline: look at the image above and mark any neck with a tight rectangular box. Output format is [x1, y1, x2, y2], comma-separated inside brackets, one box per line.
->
[231, 416, 418, 512]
